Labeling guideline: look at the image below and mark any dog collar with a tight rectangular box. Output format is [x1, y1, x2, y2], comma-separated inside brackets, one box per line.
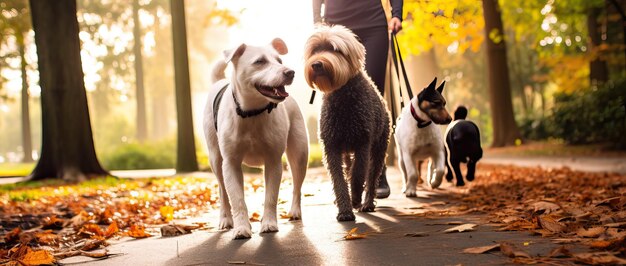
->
[410, 103, 432, 128]
[232, 91, 278, 118]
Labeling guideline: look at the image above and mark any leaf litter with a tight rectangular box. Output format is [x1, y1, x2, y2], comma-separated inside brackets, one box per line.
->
[0, 176, 220, 263]
[448, 164, 626, 264]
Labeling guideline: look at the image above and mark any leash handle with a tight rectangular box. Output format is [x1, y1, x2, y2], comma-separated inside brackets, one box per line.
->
[309, 90, 316, 104]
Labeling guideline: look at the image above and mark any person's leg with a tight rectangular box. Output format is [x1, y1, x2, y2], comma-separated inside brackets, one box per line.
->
[353, 26, 390, 198]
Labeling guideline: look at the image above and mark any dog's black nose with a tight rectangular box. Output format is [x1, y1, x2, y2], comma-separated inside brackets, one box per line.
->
[312, 61, 323, 71]
[284, 69, 295, 79]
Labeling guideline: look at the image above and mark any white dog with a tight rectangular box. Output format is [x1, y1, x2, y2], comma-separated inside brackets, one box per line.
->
[203, 38, 308, 239]
[395, 78, 452, 196]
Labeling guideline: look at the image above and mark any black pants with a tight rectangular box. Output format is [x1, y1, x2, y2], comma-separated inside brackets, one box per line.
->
[352, 26, 389, 96]
[353, 26, 389, 181]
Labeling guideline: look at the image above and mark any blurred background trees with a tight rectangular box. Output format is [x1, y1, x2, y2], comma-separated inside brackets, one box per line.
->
[0, 0, 624, 176]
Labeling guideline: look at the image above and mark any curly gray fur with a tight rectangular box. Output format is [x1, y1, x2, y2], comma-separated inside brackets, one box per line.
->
[319, 72, 391, 221]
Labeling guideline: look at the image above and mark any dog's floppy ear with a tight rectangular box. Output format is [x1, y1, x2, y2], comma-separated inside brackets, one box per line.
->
[271, 38, 288, 55]
[223, 43, 247, 64]
[426, 77, 437, 90]
[437, 81, 446, 94]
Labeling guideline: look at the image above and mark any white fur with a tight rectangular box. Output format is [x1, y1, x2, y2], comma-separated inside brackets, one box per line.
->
[395, 97, 446, 195]
[203, 41, 308, 239]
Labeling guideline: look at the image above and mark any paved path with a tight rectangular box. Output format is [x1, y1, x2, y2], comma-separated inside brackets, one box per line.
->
[58, 167, 576, 266]
[482, 154, 626, 174]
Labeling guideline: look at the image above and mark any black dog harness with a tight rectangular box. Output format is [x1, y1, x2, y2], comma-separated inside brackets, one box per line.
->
[410, 103, 432, 128]
[213, 83, 278, 131]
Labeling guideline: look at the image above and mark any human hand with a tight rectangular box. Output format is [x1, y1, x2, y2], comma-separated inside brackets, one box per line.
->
[388, 17, 402, 33]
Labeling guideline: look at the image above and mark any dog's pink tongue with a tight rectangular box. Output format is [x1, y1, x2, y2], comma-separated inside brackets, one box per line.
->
[276, 87, 289, 97]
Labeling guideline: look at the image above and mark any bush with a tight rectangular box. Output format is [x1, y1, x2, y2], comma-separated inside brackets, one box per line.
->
[102, 140, 176, 170]
[550, 79, 626, 148]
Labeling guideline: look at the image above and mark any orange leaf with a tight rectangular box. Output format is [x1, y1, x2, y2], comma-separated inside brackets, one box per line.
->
[4, 228, 21, 244]
[80, 223, 105, 237]
[19, 249, 55, 266]
[127, 224, 151, 239]
[249, 212, 261, 222]
[345, 227, 367, 240]
[104, 221, 119, 238]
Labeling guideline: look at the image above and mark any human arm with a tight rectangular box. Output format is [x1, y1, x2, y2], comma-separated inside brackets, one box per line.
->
[389, 0, 403, 32]
[313, 0, 324, 24]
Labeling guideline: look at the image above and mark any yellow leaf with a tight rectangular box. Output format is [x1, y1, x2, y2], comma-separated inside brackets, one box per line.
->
[160, 206, 174, 222]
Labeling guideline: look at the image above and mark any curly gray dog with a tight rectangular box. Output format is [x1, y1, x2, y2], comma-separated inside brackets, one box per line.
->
[304, 25, 391, 221]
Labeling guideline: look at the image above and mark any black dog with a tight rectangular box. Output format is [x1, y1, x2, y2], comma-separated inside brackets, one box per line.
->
[444, 106, 482, 186]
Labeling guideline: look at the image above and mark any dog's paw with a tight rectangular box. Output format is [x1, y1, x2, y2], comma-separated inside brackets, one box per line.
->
[358, 203, 375, 212]
[404, 187, 417, 197]
[429, 175, 443, 189]
[351, 200, 362, 209]
[288, 208, 302, 221]
[232, 226, 252, 239]
[219, 216, 234, 230]
[260, 221, 279, 233]
[336, 211, 356, 222]
[445, 173, 454, 182]
[455, 181, 465, 187]
[466, 174, 475, 182]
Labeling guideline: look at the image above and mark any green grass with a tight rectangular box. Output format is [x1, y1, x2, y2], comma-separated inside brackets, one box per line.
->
[0, 162, 35, 177]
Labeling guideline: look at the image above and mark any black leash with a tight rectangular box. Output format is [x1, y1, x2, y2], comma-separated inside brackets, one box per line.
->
[390, 31, 414, 101]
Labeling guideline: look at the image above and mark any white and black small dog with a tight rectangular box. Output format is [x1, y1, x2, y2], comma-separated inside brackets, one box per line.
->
[444, 106, 482, 186]
[203, 39, 308, 239]
[395, 78, 452, 196]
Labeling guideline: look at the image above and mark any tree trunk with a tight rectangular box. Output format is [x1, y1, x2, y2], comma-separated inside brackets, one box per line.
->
[29, 0, 108, 181]
[170, 0, 198, 172]
[17, 33, 33, 163]
[608, 0, 626, 69]
[587, 7, 609, 83]
[481, 0, 521, 147]
[133, 0, 147, 141]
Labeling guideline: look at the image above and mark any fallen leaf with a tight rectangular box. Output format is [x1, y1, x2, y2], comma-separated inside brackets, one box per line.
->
[81, 239, 107, 251]
[279, 213, 292, 219]
[161, 224, 198, 237]
[604, 222, 626, 228]
[589, 240, 612, 249]
[34, 230, 57, 245]
[227, 261, 246, 264]
[532, 201, 560, 214]
[537, 216, 565, 233]
[127, 224, 151, 239]
[462, 244, 500, 254]
[249, 212, 261, 222]
[576, 227, 605, 238]
[19, 249, 55, 266]
[573, 252, 626, 265]
[160, 206, 175, 222]
[80, 249, 108, 258]
[444, 223, 477, 233]
[548, 246, 572, 258]
[344, 227, 367, 240]
[4, 228, 21, 244]
[80, 223, 105, 238]
[104, 221, 119, 238]
[499, 242, 531, 258]
[41, 216, 64, 230]
[404, 232, 429, 237]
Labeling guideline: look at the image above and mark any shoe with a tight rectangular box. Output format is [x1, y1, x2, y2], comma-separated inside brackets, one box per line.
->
[375, 167, 390, 199]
